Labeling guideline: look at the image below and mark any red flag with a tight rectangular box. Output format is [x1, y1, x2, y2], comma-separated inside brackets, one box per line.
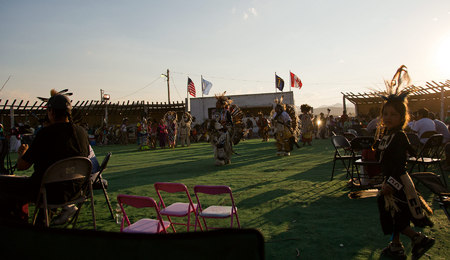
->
[187, 77, 196, 97]
[290, 72, 303, 89]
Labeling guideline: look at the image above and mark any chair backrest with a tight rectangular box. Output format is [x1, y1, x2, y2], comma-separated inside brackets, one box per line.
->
[419, 134, 443, 158]
[35, 157, 94, 228]
[99, 152, 112, 175]
[407, 133, 421, 149]
[194, 185, 232, 195]
[194, 185, 237, 210]
[117, 194, 166, 232]
[350, 136, 375, 151]
[343, 132, 356, 141]
[154, 182, 195, 208]
[42, 157, 92, 185]
[331, 136, 352, 157]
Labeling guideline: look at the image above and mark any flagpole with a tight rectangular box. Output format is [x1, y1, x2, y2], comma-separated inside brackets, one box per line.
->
[289, 71, 292, 92]
[275, 72, 277, 93]
[201, 75, 205, 122]
[186, 77, 189, 112]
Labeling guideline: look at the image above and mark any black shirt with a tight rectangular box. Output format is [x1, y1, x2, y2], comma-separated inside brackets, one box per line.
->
[376, 129, 416, 180]
[22, 122, 89, 194]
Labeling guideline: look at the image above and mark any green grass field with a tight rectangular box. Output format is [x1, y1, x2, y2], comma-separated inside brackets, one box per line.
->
[13, 138, 449, 259]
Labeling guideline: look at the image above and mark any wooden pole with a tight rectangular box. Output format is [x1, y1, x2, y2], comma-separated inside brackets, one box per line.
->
[167, 69, 170, 104]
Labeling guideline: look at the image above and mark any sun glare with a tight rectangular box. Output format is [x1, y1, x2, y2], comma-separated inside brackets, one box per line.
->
[436, 35, 450, 75]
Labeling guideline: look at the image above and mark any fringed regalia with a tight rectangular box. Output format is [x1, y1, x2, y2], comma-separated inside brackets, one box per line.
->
[271, 97, 299, 156]
[257, 112, 270, 142]
[179, 112, 192, 147]
[137, 118, 150, 151]
[209, 92, 244, 166]
[299, 104, 314, 145]
[375, 65, 433, 235]
[164, 111, 178, 148]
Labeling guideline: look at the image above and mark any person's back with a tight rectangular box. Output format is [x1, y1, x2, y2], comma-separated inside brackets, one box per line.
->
[410, 108, 436, 144]
[23, 122, 89, 189]
[433, 119, 450, 143]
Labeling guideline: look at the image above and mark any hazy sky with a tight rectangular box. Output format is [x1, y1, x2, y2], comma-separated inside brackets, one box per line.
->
[1, 1, 449, 108]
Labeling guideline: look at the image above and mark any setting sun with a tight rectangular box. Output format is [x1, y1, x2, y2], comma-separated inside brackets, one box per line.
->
[436, 34, 450, 75]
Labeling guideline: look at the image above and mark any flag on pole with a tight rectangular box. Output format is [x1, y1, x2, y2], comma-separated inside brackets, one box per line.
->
[202, 78, 213, 95]
[290, 72, 303, 89]
[275, 74, 284, 91]
[187, 77, 196, 97]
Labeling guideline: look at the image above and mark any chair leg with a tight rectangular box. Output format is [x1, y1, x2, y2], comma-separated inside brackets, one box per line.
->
[331, 159, 337, 181]
[101, 184, 115, 220]
[235, 212, 241, 228]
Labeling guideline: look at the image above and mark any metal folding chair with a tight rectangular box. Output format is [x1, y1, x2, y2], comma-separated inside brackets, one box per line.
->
[410, 172, 450, 221]
[408, 134, 446, 187]
[154, 182, 203, 232]
[117, 194, 170, 234]
[194, 185, 240, 231]
[330, 135, 354, 180]
[32, 157, 96, 229]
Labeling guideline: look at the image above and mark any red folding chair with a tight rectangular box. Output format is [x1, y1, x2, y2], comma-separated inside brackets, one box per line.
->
[194, 185, 240, 231]
[116, 194, 170, 234]
[154, 182, 203, 232]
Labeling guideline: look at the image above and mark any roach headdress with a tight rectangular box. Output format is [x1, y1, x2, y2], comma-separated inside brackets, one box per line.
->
[379, 65, 414, 102]
[215, 91, 232, 109]
[274, 96, 286, 111]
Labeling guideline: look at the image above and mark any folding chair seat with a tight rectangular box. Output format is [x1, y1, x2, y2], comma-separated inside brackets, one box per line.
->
[91, 152, 114, 219]
[32, 157, 96, 229]
[154, 182, 203, 232]
[408, 134, 446, 186]
[194, 185, 240, 231]
[117, 194, 170, 234]
[410, 172, 450, 221]
[330, 135, 354, 180]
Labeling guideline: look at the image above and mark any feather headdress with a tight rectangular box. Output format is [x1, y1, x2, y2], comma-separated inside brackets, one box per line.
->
[274, 96, 286, 110]
[215, 91, 232, 109]
[37, 89, 73, 102]
[380, 65, 413, 102]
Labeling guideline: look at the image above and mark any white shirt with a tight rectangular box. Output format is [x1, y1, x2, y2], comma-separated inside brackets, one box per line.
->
[409, 118, 436, 144]
[273, 111, 291, 124]
[434, 119, 450, 143]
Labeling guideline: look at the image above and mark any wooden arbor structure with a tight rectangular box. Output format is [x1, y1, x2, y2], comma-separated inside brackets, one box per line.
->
[342, 80, 450, 119]
[0, 99, 186, 130]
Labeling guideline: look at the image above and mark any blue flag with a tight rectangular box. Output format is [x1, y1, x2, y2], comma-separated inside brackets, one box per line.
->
[275, 74, 284, 91]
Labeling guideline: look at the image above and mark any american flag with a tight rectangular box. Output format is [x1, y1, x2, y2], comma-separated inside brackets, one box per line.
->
[187, 77, 196, 97]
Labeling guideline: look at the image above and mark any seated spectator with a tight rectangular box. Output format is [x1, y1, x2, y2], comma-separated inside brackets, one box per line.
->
[428, 112, 450, 143]
[408, 108, 436, 144]
[0, 91, 90, 224]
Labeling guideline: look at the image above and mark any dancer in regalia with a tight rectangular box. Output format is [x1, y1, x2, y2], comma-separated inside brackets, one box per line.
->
[256, 112, 270, 142]
[179, 112, 193, 147]
[375, 65, 434, 260]
[209, 92, 244, 166]
[164, 111, 178, 148]
[271, 97, 298, 156]
[299, 104, 314, 146]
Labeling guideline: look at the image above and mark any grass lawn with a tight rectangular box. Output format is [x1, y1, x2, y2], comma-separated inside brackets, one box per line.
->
[13, 138, 449, 259]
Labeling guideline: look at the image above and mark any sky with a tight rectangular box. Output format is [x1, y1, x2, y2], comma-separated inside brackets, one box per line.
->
[1, 0, 449, 108]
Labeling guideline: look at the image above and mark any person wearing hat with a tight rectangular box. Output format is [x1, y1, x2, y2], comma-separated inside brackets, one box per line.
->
[0, 91, 90, 224]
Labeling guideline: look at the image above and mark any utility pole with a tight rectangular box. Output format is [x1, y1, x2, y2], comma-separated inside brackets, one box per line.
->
[166, 69, 170, 104]
[161, 69, 170, 104]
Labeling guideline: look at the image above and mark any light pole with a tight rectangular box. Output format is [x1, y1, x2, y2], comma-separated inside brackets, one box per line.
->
[161, 69, 170, 104]
[100, 89, 110, 126]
